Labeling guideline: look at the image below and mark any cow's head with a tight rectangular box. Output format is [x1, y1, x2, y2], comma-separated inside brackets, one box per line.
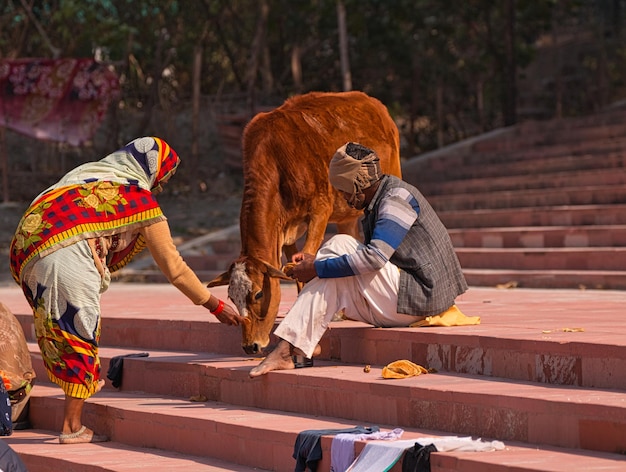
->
[207, 256, 291, 354]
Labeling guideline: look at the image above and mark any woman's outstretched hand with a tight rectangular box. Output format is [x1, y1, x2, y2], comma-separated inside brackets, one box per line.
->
[204, 297, 246, 326]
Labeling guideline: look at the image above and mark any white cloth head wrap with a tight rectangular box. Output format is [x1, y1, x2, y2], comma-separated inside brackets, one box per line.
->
[329, 142, 382, 196]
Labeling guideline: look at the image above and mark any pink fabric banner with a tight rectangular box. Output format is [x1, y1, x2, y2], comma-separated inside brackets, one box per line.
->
[0, 58, 120, 146]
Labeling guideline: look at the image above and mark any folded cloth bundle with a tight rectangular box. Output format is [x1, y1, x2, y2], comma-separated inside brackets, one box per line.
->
[382, 360, 428, 379]
[106, 353, 149, 388]
[409, 304, 480, 328]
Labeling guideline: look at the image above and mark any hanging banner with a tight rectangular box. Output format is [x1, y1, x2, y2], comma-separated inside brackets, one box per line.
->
[0, 58, 120, 146]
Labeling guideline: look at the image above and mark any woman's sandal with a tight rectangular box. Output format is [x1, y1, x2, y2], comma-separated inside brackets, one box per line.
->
[59, 425, 109, 444]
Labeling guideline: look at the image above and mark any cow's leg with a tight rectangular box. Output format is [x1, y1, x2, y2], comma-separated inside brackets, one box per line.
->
[300, 208, 333, 256]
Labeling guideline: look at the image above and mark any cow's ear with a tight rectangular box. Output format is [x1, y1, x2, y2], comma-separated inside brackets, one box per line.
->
[206, 271, 231, 287]
[265, 264, 293, 281]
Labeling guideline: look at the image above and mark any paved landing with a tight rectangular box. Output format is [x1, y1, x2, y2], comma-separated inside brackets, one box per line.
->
[1, 282, 624, 350]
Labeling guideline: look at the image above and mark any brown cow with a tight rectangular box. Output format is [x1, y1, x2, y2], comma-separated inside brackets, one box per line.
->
[208, 91, 402, 354]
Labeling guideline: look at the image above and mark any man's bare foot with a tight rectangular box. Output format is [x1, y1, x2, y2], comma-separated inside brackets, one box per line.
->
[249, 340, 294, 378]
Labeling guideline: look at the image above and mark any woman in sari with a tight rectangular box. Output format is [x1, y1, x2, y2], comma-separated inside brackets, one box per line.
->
[9, 137, 244, 444]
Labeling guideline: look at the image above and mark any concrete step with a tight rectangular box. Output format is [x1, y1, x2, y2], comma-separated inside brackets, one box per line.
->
[448, 225, 626, 249]
[5, 429, 267, 472]
[477, 120, 626, 153]
[30, 346, 626, 455]
[463, 268, 626, 290]
[438, 204, 626, 229]
[418, 167, 626, 197]
[8, 284, 626, 391]
[512, 107, 626, 133]
[428, 184, 626, 211]
[456, 247, 626, 271]
[9, 430, 625, 472]
[410, 148, 626, 182]
[10, 382, 626, 472]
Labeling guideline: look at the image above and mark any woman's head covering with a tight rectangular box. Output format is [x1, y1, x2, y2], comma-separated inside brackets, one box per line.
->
[121, 137, 180, 191]
[329, 142, 382, 197]
[55, 136, 180, 193]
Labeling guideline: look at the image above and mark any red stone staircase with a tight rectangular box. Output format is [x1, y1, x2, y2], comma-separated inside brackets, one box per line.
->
[403, 105, 626, 290]
[2, 281, 626, 471]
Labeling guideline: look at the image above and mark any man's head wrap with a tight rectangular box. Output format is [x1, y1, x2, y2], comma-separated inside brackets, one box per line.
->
[329, 142, 382, 196]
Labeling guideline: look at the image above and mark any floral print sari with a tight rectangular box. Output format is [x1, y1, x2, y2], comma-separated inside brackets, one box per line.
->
[9, 137, 179, 398]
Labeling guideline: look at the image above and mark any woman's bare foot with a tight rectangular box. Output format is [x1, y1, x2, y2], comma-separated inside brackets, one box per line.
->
[59, 425, 108, 444]
[95, 379, 105, 393]
[249, 340, 295, 378]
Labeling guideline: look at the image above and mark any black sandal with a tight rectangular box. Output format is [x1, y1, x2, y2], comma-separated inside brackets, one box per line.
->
[292, 355, 314, 368]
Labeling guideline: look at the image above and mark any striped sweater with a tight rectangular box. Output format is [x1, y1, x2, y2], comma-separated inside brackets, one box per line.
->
[315, 175, 467, 316]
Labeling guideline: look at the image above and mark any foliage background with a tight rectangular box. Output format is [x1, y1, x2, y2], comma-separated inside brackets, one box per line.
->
[1, 0, 625, 201]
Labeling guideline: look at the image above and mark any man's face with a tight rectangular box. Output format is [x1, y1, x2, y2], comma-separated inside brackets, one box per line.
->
[341, 190, 366, 210]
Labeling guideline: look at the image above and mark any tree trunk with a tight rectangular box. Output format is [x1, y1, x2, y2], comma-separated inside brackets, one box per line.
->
[337, 0, 352, 91]
[246, 0, 269, 111]
[503, 0, 517, 126]
[19, 0, 60, 58]
[436, 81, 444, 148]
[191, 42, 202, 195]
[476, 78, 486, 131]
[291, 44, 303, 93]
[136, 30, 173, 136]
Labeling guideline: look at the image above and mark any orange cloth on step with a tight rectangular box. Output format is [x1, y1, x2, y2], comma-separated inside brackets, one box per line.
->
[382, 360, 429, 379]
[409, 304, 480, 327]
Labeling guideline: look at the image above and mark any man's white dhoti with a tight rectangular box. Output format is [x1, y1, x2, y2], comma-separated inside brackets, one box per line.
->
[274, 234, 420, 358]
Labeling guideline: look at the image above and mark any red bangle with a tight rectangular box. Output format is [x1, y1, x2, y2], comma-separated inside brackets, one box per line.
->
[211, 299, 225, 316]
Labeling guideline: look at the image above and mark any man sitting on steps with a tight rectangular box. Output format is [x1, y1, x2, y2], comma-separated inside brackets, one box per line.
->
[250, 142, 470, 377]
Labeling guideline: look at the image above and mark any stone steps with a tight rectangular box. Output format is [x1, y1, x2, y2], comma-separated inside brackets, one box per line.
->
[449, 225, 626, 249]
[8, 430, 266, 472]
[456, 247, 626, 271]
[3, 283, 626, 471]
[461, 268, 626, 290]
[412, 149, 626, 182]
[22, 345, 626, 456]
[418, 167, 626, 196]
[428, 184, 626, 211]
[398, 107, 626, 290]
[18, 386, 626, 472]
[405, 136, 626, 182]
[438, 205, 626, 229]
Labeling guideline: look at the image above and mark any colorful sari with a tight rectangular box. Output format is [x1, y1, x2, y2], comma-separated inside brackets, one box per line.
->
[9, 137, 179, 398]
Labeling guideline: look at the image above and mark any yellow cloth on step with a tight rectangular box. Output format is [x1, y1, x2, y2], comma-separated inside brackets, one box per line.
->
[382, 360, 429, 379]
[409, 304, 480, 328]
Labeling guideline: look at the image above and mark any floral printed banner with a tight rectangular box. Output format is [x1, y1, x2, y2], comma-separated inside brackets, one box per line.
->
[0, 58, 120, 146]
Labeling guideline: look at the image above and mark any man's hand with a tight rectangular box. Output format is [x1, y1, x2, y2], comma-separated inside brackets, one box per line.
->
[287, 252, 317, 283]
